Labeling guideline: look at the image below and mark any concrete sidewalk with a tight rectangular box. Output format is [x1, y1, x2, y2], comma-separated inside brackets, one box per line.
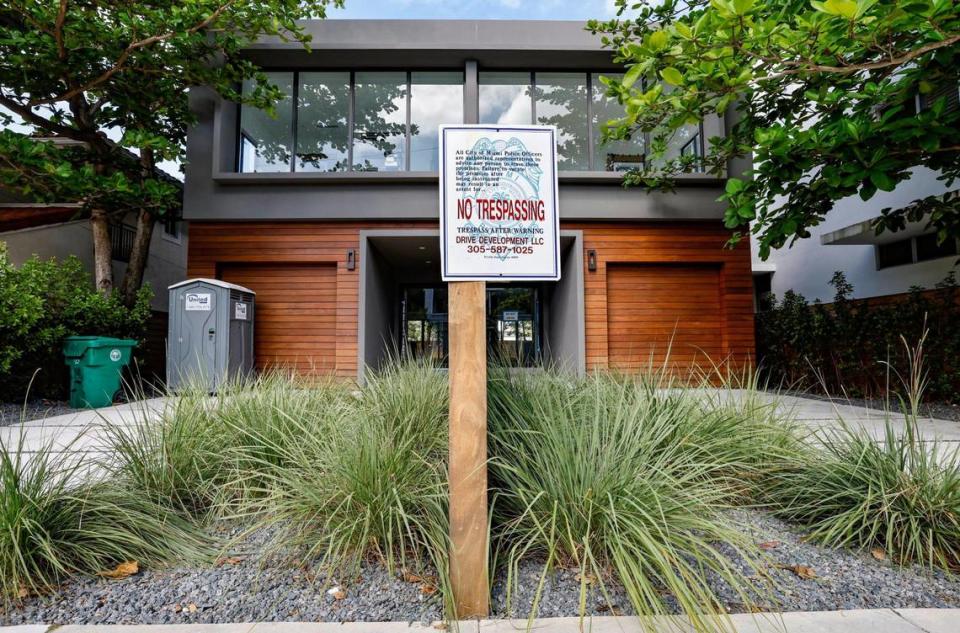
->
[764, 392, 960, 444]
[2, 609, 957, 633]
[2, 391, 958, 469]
[0, 398, 167, 457]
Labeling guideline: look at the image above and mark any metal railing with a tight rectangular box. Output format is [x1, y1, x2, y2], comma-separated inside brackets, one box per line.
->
[110, 223, 136, 262]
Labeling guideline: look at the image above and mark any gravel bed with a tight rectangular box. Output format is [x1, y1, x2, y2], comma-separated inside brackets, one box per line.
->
[4, 509, 959, 625]
[492, 509, 960, 617]
[0, 527, 443, 626]
[0, 400, 78, 426]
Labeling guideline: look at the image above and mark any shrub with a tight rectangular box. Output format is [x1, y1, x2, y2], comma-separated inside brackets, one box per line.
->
[0, 248, 152, 401]
[756, 270, 960, 403]
[488, 368, 776, 627]
[0, 432, 212, 603]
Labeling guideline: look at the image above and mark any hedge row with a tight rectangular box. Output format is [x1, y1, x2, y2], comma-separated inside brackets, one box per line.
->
[756, 270, 960, 404]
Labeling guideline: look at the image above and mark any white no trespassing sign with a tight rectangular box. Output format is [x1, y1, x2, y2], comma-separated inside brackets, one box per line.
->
[439, 125, 560, 281]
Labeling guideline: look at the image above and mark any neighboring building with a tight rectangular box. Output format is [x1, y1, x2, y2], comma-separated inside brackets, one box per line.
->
[1, 187, 187, 378]
[753, 86, 960, 306]
[183, 20, 755, 380]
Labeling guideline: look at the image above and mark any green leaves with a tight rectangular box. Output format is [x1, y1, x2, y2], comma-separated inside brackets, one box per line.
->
[647, 29, 669, 51]
[661, 67, 684, 86]
[811, 0, 858, 19]
[593, 0, 960, 259]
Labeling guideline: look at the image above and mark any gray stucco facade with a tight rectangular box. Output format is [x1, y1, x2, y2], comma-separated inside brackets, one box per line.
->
[184, 20, 731, 225]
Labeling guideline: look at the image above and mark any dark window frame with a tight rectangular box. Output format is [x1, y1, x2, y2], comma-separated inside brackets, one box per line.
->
[237, 68, 465, 173]
[876, 233, 960, 270]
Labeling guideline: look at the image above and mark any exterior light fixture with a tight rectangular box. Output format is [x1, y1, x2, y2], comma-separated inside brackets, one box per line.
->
[346, 249, 356, 271]
[587, 249, 597, 272]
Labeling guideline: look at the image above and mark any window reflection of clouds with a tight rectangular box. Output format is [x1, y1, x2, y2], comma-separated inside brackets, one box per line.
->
[353, 71, 407, 172]
[239, 71, 294, 173]
[410, 72, 464, 171]
[479, 72, 532, 125]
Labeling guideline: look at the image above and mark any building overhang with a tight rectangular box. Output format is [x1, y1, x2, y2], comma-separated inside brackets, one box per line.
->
[821, 190, 959, 246]
[0, 203, 84, 233]
[242, 20, 618, 70]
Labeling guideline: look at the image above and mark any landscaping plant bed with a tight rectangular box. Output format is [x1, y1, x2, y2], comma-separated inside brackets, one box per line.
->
[0, 400, 77, 426]
[3, 509, 959, 626]
[2, 360, 958, 631]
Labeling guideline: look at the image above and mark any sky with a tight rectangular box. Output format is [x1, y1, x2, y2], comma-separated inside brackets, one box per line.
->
[331, 0, 623, 20]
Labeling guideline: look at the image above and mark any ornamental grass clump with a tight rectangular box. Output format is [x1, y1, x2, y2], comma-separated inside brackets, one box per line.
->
[768, 416, 960, 570]
[248, 357, 450, 583]
[105, 371, 350, 519]
[0, 432, 211, 603]
[488, 368, 769, 629]
[766, 334, 960, 570]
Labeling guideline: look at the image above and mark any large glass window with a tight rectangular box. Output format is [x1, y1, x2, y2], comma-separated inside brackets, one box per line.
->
[479, 72, 533, 125]
[353, 72, 408, 171]
[296, 72, 350, 172]
[237, 68, 705, 173]
[238, 71, 463, 173]
[239, 72, 294, 173]
[591, 73, 646, 172]
[535, 72, 590, 170]
[410, 72, 464, 171]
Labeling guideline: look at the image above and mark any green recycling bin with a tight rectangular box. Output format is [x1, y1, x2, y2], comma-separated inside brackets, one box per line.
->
[63, 336, 137, 408]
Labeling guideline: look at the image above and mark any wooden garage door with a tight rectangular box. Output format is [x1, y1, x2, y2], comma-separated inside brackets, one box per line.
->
[607, 264, 724, 373]
[220, 264, 338, 374]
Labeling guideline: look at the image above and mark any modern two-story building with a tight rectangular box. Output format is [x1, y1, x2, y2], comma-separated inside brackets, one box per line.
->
[183, 20, 755, 379]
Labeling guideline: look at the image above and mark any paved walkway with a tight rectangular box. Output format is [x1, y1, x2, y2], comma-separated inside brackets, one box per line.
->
[0, 398, 167, 463]
[760, 392, 960, 444]
[1, 609, 957, 633]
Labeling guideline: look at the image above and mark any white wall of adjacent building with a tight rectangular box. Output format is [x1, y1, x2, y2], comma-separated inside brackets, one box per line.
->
[2, 216, 187, 312]
[752, 167, 959, 303]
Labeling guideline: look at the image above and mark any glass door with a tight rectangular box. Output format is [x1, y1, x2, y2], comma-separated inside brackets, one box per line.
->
[486, 286, 541, 367]
[400, 286, 448, 366]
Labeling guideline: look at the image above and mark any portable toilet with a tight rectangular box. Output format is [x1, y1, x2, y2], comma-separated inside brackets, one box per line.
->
[167, 279, 255, 391]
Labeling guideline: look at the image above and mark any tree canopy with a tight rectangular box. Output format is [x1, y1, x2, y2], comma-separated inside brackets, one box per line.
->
[0, 0, 341, 299]
[590, 0, 960, 258]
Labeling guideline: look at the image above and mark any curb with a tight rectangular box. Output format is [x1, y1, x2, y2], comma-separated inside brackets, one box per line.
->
[2, 608, 957, 633]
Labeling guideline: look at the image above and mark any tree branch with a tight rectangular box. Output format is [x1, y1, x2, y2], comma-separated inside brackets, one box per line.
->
[0, 93, 90, 141]
[27, 0, 237, 107]
[758, 33, 960, 81]
[55, 0, 68, 60]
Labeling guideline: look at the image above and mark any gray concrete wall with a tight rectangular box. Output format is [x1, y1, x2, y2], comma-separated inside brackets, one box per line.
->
[546, 233, 586, 375]
[2, 216, 188, 312]
[359, 241, 398, 376]
[754, 167, 958, 302]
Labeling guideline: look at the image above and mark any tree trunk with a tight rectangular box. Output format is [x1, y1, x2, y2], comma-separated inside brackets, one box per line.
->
[89, 207, 114, 296]
[119, 209, 155, 307]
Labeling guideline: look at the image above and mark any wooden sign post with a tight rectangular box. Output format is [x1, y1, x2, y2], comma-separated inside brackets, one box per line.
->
[447, 280, 489, 617]
[439, 124, 560, 618]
